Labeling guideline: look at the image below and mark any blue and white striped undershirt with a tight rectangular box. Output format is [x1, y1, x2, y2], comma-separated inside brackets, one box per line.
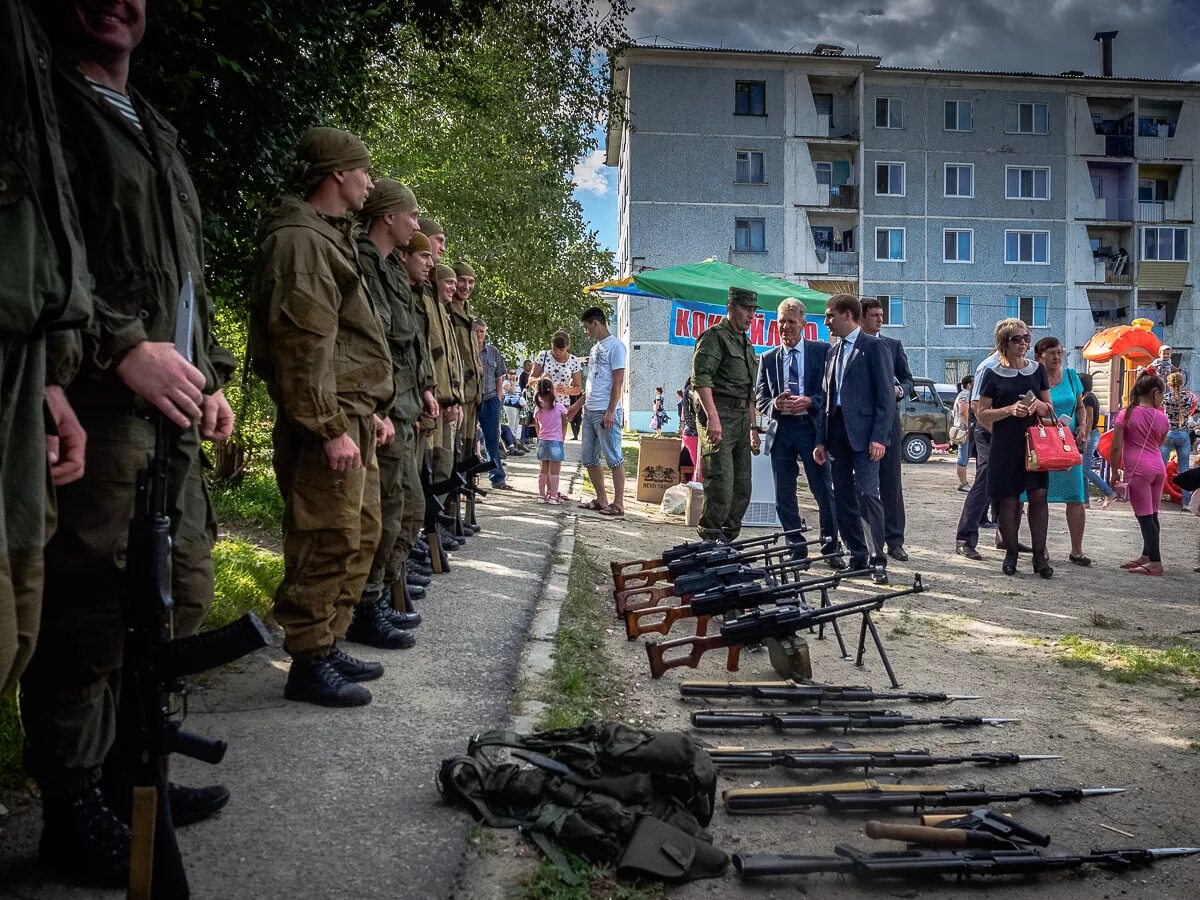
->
[85, 76, 142, 131]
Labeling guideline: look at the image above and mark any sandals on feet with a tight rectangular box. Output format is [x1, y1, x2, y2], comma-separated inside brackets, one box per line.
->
[578, 499, 604, 511]
[1069, 554, 1091, 567]
[597, 503, 624, 517]
[1127, 564, 1163, 577]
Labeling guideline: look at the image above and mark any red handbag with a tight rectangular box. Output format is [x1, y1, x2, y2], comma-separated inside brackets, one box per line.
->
[1026, 420, 1082, 472]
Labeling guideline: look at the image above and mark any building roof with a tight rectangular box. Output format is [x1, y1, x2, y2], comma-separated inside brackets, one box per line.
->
[623, 41, 882, 62]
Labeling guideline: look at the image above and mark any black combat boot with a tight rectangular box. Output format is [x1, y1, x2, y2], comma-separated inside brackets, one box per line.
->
[285, 655, 372, 707]
[406, 567, 432, 587]
[387, 578, 422, 629]
[327, 645, 385, 682]
[438, 524, 462, 551]
[345, 600, 416, 649]
[169, 783, 231, 827]
[39, 786, 131, 885]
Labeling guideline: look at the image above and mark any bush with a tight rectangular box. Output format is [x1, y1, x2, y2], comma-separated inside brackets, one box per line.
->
[209, 470, 284, 531]
[207, 538, 284, 630]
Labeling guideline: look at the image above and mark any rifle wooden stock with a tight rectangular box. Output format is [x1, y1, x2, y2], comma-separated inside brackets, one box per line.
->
[645, 633, 742, 678]
[610, 558, 666, 579]
[613, 579, 676, 613]
[625, 602, 710, 640]
[864, 821, 970, 848]
[612, 566, 673, 594]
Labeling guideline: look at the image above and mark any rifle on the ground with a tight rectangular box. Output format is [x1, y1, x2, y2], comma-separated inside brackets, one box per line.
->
[612, 537, 820, 598]
[864, 808, 1053, 849]
[120, 274, 272, 900]
[616, 548, 842, 617]
[691, 708, 1016, 732]
[610, 528, 807, 591]
[681, 682, 979, 704]
[732, 845, 1198, 881]
[645, 577, 922, 679]
[723, 780, 1124, 814]
[706, 746, 1059, 774]
[625, 564, 849, 639]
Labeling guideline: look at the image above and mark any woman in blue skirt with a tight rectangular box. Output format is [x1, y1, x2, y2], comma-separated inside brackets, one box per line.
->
[1034, 336, 1090, 566]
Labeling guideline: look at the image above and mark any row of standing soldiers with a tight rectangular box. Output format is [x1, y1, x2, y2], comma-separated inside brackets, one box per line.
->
[1, 1, 489, 887]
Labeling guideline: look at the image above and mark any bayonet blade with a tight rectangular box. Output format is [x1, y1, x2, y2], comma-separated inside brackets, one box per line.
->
[1081, 787, 1127, 796]
[1147, 848, 1200, 858]
[174, 271, 195, 364]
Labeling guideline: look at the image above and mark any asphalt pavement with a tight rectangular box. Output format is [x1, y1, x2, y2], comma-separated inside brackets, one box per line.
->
[0, 446, 567, 900]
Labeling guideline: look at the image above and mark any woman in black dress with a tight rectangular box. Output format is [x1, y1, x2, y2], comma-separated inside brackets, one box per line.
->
[976, 319, 1055, 577]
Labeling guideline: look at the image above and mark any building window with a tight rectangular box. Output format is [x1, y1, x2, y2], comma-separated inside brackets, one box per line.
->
[943, 229, 973, 262]
[734, 217, 766, 252]
[1005, 295, 1048, 327]
[874, 228, 906, 261]
[945, 359, 973, 383]
[1142, 226, 1189, 261]
[944, 163, 974, 198]
[876, 295, 905, 326]
[875, 162, 905, 196]
[735, 81, 766, 116]
[735, 150, 765, 184]
[1004, 230, 1050, 264]
[944, 295, 971, 326]
[875, 97, 903, 129]
[814, 161, 833, 185]
[1005, 101, 1049, 134]
[944, 100, 972, 132]
[1139, 178, 1172, 202]
[1005, 166, 1051, 200]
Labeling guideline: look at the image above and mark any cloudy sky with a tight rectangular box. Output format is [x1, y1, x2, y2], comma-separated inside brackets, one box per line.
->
[571, 0, 1200, 253]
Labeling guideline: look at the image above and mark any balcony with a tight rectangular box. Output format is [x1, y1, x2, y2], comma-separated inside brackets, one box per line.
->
[1137, 200, 1180, 223]
[1137, 135, 1183, 160]
[1082, 258, 1134, 288]
[815, 183, 858, 209]
[1080, 195, 1133, 222]
[805, 113, 859, 141]
[828, 250, 859, 276]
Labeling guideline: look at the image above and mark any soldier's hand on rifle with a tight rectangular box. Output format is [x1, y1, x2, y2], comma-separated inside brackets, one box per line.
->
[324, 432, 362, 471]
[45, 385, 87, 486]
[375, 414, 395, 446]
[423, 390, 439, 420]
[200, 389, 234, 442]
[116, 341, 206, 428]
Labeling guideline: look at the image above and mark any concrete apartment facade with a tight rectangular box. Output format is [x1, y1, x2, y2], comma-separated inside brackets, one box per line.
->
[606, 43, 1200, 428]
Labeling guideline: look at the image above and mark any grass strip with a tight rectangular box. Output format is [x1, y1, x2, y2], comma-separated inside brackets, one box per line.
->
[209, 470, 284, 530]
[1055, 634, 1200, 683]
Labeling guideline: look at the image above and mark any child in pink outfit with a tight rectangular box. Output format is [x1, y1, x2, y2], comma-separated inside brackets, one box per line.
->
[533, 379, 567, 503]
[1110, 372, 1170, 575]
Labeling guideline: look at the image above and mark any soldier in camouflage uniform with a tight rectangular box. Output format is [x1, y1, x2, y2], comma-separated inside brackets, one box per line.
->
[356, 179, 438, 632]
[447, 260, 483, 535]
[19, 3, 237, 882]
[250, 127, 406, 709]
[691, 287, 761, 541]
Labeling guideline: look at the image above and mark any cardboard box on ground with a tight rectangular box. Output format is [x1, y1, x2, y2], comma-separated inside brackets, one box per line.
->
[636, 435, 682, 503]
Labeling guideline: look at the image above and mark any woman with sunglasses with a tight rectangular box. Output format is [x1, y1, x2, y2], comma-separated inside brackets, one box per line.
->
[975, 318, 1055, 577]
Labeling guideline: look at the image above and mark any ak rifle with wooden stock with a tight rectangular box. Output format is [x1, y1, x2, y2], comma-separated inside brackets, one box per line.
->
[610, 528, 806, 592]
[722, 780, 1125, 814]
[615, 547, 842, 617]
[733, 845, 1198, 881]
[625, 565, 851, 640]
[645, 576, 923, 678]
[706, 746, 1059, 774]
[691, 708, 1016, 732]
[681, 681, 978, 704]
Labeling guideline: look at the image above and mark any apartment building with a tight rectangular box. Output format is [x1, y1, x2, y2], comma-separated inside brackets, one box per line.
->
[606, 40, 1200, 427]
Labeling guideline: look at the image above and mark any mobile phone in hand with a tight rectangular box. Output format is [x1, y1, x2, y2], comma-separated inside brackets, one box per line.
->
[1021, 390, 1036, 405]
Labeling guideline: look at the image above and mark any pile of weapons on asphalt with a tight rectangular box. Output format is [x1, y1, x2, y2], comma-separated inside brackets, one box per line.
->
[609, 525, 1198, 886]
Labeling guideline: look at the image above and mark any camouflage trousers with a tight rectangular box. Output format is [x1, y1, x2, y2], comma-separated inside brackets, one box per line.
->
[362, 418, 422, 606]
[272, 416, 380, 660]
[697, 401, 753, 542]
[21, 408, 215, 793]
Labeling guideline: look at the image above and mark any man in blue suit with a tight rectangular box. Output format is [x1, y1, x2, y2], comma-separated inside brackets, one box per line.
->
[861, 298, 914, 562]
[755, 298, 844, 568]
[813, 294, 894, 584]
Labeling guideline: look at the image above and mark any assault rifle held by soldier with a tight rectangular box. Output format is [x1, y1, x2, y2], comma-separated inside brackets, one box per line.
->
[450, 452, 496, 537]
[617, 549, 844, 617]
[625, 565, 851, 639]
[732, 845, 1199, 881]
[691, 708, 1016, 732]
[422, 463, 461, 574]
[722, 780, 1123, 814]
[706, 746, 1059, 775]
[120, 275, 271, 899]
[681, 682, 979, 703]
[645, 577, 922, 678]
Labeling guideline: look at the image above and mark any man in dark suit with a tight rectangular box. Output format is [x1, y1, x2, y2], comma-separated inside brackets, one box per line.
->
[755, 298, 843, 567]
[813, 294, 894, 584]
[860, 298, 914, 561]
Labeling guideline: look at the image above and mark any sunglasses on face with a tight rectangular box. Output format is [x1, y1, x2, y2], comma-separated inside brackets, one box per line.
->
[1008, 334, 1032, 344]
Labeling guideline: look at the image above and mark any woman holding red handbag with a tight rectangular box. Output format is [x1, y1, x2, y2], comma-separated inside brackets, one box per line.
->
[1034, 337, 1090, 566]
[1109, 372, 1170, 576]
[976, 319, 1055, 578]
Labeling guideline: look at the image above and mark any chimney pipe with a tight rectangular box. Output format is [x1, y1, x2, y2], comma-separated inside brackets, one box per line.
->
[1094, 30, 1118, 77]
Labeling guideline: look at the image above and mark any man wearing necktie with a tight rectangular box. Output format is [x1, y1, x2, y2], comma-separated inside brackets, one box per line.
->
[754, 299, 842, 567]
[813, 294, 894, 584]
[861, 298, 914, 561]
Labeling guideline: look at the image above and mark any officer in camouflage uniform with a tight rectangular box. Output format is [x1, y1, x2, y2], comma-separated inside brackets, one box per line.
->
[0, 0, 91, 699]
[356, 179, 438, 633]
[250, 127, 404, 709]
[449, 261, 482, 468]
[19, 3, 237, 882]
[691, 287, 761, 541]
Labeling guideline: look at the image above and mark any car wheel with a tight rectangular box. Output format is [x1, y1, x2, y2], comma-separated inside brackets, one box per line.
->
[902, 434, 932, 464]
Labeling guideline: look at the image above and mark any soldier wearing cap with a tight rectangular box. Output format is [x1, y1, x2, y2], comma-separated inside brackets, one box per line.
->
[250, 126, 404, 709]
[355, 179, 438, 636]
[448, 262, 482, 485]
[691, 287, 761, 541]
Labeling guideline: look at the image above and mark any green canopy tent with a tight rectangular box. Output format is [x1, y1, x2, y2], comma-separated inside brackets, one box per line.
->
[623, 258, 829, 313]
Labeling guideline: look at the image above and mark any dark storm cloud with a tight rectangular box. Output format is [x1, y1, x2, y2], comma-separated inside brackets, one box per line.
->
[626, 0, 1200, 80]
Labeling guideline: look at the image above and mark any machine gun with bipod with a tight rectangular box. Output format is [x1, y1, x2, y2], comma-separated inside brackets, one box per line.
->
[610, 528, 807, 593]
